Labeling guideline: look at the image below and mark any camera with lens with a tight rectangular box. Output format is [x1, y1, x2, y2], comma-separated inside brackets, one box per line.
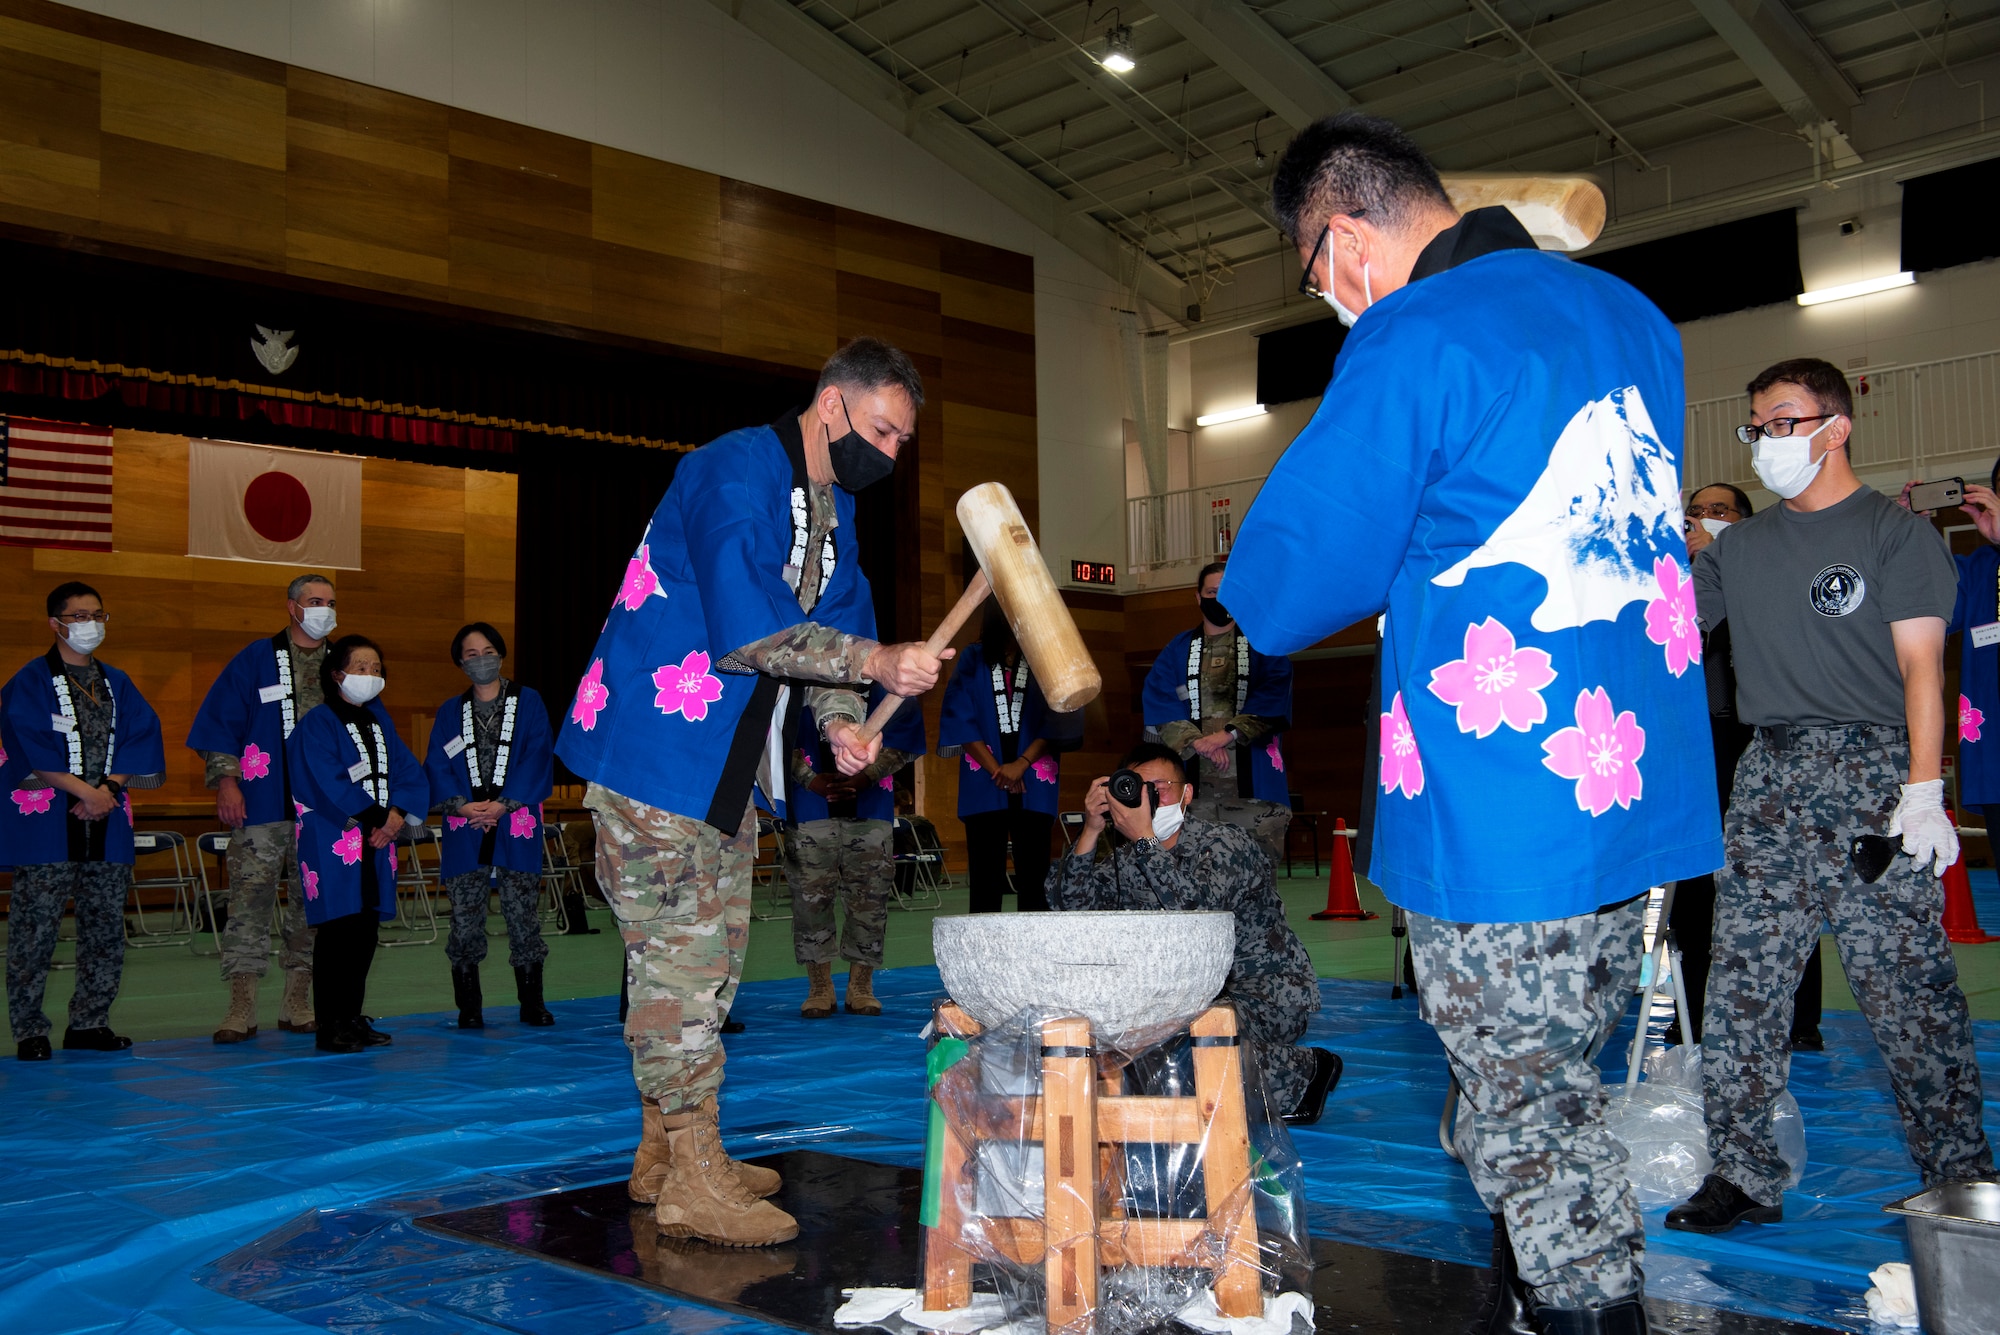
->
[1108, 768, 1155, 810]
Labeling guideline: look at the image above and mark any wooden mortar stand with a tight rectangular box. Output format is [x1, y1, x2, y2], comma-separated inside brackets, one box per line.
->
[923, 1001, 1263, 1333]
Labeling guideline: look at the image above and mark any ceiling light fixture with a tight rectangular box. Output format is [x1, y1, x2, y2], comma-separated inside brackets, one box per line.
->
[1102, 24, 1136, 73]
[1196, 404, 1266, 427]
[1796, 271, 1916, 306]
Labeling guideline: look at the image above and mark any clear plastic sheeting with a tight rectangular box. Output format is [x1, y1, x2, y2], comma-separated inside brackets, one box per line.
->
[913, 1004, 1314, 1335]
[1604, 1045, 1806, 1208]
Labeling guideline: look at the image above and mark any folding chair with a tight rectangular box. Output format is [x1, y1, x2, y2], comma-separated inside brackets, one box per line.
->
[379, 823, 442, 947]
[751, 816, 793, 921]
[891, 815, 945, 910]
[1057, 810, 1086, 850]
[127, 830, 201, 947]
[190, 831, 233, 957]
[900, 814, 954, 903]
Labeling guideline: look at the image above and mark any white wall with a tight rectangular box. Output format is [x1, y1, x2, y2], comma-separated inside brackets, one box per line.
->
[54, 0, 1133, 587]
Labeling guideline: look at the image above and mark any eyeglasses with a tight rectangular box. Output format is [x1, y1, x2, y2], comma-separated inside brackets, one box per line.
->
[1295, 210, 1365, 300]
[1143, 779, 1182, 802]
[1735, 415, 1836, 445]
[1686, 502, 1741, 520]
[55, 611, 107, 624]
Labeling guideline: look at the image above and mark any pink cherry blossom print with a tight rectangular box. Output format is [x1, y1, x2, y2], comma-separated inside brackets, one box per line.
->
[653, 651, 725, 722]
[334, 827, 364, 866]
[1642, 555, 1703, 678]
[1265, 739, 1285, 773]
[240, 742, 272, 781]
[1962, 695, 1985, 744]
[571, 658, 610, 731]
[1379, 692, 1424, 799]
[0, 743, 8, 767]
[294, 799, 308, 818]
[879, 774, 895, 791]
[1542, 687, 1647, 817]
[965, 754, 980, 771]
[389, 846, 399, 874]
[122, 792, 133, 824]
[509, 806, 537, 838]
[302, 863, 320, 901]
[446, 815, 468, 832]
[1032, 757, 1059, 784]
[617, 543, 664, 612]
[1427, 617, 1556, 739]
[11, 787, 53, 816]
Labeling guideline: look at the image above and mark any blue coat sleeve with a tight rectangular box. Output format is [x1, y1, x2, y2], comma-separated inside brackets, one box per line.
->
[936, 646, 986, 757]
[4, 666, 69, 775]
[880, 682, 927, 756]
[186, 647, 256, 755]
[679, 446, 825, 667]
[1220, 316, 1438, 654]
[1142, 631, 1191, 728]
[108, 669, 166, 781]
[423, 696, 462, 813]
[1951, 551, 1977, 636]
[295, 709, 382, 820]
[500, 687, 554, 807]
[1246, 649, 1292, 727]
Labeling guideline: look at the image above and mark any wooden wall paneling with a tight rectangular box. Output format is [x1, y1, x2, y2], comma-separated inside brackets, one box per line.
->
[98, 44, 285, 169]
[720, 179, 836, 370]
[462, 469, 518, 644]
[446, 109, 596, 323]
[0, 16, 100, 222]
[590, 146, 724, 351]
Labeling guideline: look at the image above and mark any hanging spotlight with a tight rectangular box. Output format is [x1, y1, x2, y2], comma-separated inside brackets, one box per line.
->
[1102, 24, 1136, 73]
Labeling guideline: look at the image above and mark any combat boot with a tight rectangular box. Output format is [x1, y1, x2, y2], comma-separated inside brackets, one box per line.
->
[696, 1094, 781, 1198]
[630, 1095, 782, 1202]
[843, 962, 882, 1016]
[452, 964, 485, 1029]
[652, 1106, 799, 1246]
[278, 967, 316, 1034]
[515, 963, 556, 1026]
[213, 973, 259, 1044]
[801, 961, 836, 1019]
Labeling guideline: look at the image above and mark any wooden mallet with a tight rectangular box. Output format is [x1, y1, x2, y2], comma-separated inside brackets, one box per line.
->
[854, 481, 1102, 743]
[1438, 173, 1606, 251]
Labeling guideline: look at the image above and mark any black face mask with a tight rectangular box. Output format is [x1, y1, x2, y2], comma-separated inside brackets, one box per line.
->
[1200, 596, 1232, 627]
[826, 396, 896, 492]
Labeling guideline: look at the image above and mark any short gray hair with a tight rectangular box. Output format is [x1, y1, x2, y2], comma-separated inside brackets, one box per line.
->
[1271, 112, 1452, 244]
[816, 336, 925, 412]
[287, 573, 335, 600]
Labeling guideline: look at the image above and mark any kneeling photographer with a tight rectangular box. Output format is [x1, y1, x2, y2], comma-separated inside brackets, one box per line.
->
[1048, 741, 1341, 1124]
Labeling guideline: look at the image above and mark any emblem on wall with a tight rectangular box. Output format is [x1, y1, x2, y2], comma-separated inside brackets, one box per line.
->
[251, 325, 299, 375]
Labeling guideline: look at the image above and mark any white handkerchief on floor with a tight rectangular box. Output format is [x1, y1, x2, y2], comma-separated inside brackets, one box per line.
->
[900, 1291, 1011, 1333]
[834, 1287, 914, 1327]
[1176, 1288, 1314, 1335]
[1864, 1262, 1919, 1329]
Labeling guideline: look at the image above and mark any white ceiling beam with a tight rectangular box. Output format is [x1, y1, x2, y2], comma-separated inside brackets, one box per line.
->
[1142, 0, 1351, 130]
[711, 0, 1188, 316]
[1688, 0, 1862, 165]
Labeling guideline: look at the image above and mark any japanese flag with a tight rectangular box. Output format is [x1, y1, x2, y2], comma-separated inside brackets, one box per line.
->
[188, 439, 362, 568]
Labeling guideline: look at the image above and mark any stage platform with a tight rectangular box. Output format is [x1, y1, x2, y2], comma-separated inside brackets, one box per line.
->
[0, 968, 1994, 1333]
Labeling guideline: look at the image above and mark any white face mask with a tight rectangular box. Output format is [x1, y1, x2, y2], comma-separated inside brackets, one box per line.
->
[338, 672, 385, 705]
[297, 605, 337, 639]
[1699, 517, 1732, 537]
[62, 620, 105, 655]
[1151, 797, 1185, 843]
[1324, 257, 1372, 328]
[1750, 417, 1839, 500]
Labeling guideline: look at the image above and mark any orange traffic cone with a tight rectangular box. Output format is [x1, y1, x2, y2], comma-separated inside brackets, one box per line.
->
[1942, 835, 1998, 944]
[1311, 819, 1377, 921]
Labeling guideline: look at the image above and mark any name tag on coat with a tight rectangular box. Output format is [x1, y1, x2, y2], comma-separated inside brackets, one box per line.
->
[1974, 622, 2000, 649]
[443, 735, 466, 758]
[51, 714, 75, 733]
[347, 759, 372, 782]
[260, 684, 289, 703]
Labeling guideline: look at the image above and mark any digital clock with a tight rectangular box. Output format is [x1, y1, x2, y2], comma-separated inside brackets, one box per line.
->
[1071, 560, 1117, 584]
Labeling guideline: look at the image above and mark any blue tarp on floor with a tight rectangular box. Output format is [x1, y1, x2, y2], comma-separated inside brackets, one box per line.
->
[0, 968, 1993, 1333]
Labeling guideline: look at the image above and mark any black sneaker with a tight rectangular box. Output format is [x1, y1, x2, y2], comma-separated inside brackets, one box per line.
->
[1283, 1048, 1344, 1125]
[1790, 1029, 1824, 1052]
[356, 1017, 393, 1047]
[16, 1036, 51, 1061]
[1664, 1174, 1781, 1234]
[315, 1021, 368, 1054]
[61, 1026, 133, 1052]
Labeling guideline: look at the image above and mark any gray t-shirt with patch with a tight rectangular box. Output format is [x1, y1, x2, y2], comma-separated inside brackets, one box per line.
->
[1692, 485, 1955, 727]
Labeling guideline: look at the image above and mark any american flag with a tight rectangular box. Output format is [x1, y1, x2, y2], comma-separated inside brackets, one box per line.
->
[0, 416, 114, 552]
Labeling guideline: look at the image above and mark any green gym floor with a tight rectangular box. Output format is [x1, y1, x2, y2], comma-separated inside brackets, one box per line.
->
[8, 869, 1998, 1042]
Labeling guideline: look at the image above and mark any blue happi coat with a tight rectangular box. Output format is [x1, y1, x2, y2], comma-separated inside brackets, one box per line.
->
[423, 682, 554, 879]
[937, 642, 1061, 818]
[1950, 543, 2000, 808]
[0, 650, 165, 867]
[1224, 248, 1721, 923]
[186, 633, 313, 827]
[554, 421, 879, 834]
[288, 699, 428, 925]
[788, 684, 926, 824]
[1142, 627, 1292, 804]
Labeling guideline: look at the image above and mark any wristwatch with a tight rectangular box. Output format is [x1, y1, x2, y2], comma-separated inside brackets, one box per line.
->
[102, 778, 126, 802]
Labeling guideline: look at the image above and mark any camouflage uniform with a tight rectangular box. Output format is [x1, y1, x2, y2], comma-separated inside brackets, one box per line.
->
[7, 861, 130, 1042]
[785, 819, 894, 966]
[1158, 629, 1290, 867]
[7, 663, 130, 1043]
[443, 867, 547, 969]
[201, 638, 323, 980]
[1408, 895, 1648, 1310]
[1045, 817, 1322, 1110]
[593, 472, 872, 1109]
[1707, 727, 1993, 1203]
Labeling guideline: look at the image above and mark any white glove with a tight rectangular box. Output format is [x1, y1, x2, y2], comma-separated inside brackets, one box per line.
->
[1887, 779, 1959, 877]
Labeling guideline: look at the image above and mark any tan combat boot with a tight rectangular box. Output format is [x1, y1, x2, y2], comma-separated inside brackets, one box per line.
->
[801, 961, 836, 1019]
[278, 967, 317, 1033]
[213, 973, 259, 1044]
[631, 1096, 782, 1201]
[843, 962, 882, 1016]
[653, 1105, 798, 1246]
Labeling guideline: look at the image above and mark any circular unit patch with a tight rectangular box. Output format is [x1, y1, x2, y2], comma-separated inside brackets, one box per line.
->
[1810, 562, 1867, 618]
[244, 470, 313, 544]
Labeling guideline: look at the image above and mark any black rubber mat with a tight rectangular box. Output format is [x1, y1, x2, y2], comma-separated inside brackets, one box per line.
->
[415, 1150, 1834, 1335]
